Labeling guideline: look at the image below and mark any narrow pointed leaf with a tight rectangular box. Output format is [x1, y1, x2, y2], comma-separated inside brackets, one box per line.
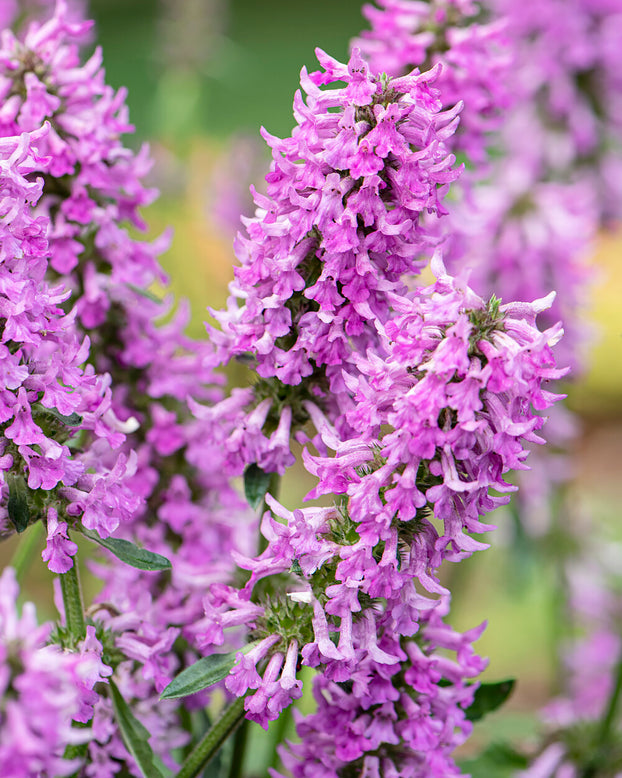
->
[81, 528, 171, 571]
[44, 408, 83, 427]
[161, 642, 260, 700]
[458, 742, 529, 775]
[244, 463, 272, 510]
[7, 474, 30, 533]
[109, 680, 171, 778]
[466, 679, 516, 722]
[127, 282, 162, 304]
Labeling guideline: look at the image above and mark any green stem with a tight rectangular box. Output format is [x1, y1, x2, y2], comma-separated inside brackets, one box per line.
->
[597, 649, 622, 748]
[10, 520, 44, 582]
[175, 697, 247, 778]
[581, 648, 622, 777]
[258, 473, 281, 554]
[227, 718, 249, 778]
[268, 704, 293, 773]
[59, 552, 86, 643]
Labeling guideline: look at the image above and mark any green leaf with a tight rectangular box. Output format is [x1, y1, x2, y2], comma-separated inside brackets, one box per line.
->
[466, 679, 516, 722]
[7, 474, 30, 533]
[109, 680, 171, 778]
[81, 528, 172, 571]
[161, 643, 260, 700]
[243, 463, 272, 510]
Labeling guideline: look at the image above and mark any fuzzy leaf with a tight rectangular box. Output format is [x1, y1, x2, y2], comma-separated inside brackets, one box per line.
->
[44, 408, 83, 427]
[109, 680, 171, 778]
[81, 528, 171, 571]
[7, 475, 30, 533]
[243, 463, 272, 510]
[161, 643, 260, 700]
[466, 679, 516, 722]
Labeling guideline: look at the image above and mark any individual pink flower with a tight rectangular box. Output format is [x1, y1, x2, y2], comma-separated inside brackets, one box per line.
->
[41, 506, 78, 573]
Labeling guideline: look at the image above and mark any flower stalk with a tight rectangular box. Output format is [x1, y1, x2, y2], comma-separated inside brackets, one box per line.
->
[175, 697, 247, 778]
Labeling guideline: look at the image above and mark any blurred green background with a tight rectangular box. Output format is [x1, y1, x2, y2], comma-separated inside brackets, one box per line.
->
[3, 0, 622, 772]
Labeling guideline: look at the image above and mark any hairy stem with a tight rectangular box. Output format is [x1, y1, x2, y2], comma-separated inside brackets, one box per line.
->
[59, 552, 86, 643]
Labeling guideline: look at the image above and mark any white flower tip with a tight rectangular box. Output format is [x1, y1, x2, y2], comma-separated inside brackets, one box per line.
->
[430, 249, 448, 280]
[532, 291, 556, 313]
[547, 324, 564, 347]
[286, 590, 313, 604]
[103, 409, 140, 434]
[119, 415, 140, 434]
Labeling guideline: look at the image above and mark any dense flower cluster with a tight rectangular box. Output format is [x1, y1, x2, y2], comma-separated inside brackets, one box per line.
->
[197, 46, 475, 499]
[0, 122, 140, 556]
[490, 0, 622, 223]
[307, 258, 565, 561]
[0, 0, 243, 655]
[276, 605, 486, 777]
[354, 0, 513, 163]
[0, 4, 249, 773]
[209, 47, 461, 402]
